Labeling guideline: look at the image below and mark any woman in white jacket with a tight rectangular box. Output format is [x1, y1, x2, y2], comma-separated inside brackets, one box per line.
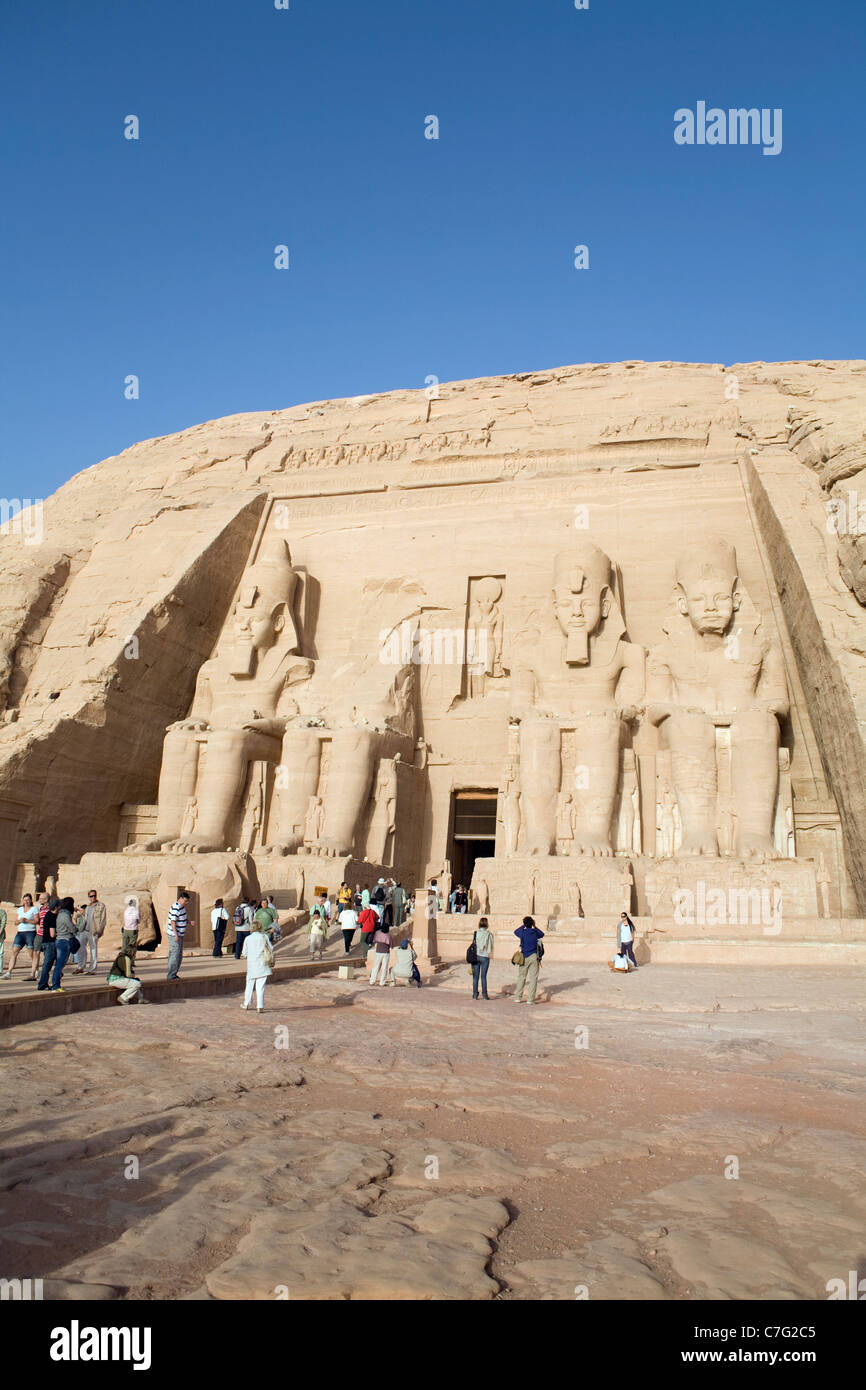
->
[241, 924, 273, 1012]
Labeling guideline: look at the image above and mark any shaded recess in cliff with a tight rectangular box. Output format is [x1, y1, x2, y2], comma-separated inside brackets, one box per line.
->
[0, 494, 267, 865]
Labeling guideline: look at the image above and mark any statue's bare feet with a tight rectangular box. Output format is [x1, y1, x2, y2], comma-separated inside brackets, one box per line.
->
[678, 835, 718, 857]
[260, 844, 289, 857]
[124, 837, 171, 853]
[573, 834, 613, 857]
[161, 837, 223, 855]
[737, 833, 778, 860]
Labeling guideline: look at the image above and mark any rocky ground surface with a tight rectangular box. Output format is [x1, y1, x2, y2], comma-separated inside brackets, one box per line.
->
[1, 961, 863, 1301]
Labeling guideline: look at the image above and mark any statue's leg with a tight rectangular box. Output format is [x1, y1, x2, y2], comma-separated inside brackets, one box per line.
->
[147, 728, 200, 846]
[322, 729, 379, 857]
[519, 721, 560, 855]
[661, 711, 717, 855]
[175, 730, 276, 852]
[267, 728, 322, 852]
[731, 710, 780, 857]
[572, 713, 621, 856]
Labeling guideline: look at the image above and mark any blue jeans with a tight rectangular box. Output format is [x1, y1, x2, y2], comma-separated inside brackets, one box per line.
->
[471, 956, 490, 998]
[212, 926, 226, 957]
[38, 940, 57, 989]
[167, 936, 184, 978]
[234, 930, 249, 961]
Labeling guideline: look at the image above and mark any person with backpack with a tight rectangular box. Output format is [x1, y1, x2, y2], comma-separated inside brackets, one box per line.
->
[467, 915, 494, 999]
[240, 922, 274, 1013]
[233, 900, 251, 960]
[107, 941, 147, 1004]
[512, 915, 544, 1005]
[211, 898, 229, 957]
[390, 937, 417, 987]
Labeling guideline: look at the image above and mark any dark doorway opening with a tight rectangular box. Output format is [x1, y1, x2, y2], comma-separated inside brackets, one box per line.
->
[449, 791, 497, 899]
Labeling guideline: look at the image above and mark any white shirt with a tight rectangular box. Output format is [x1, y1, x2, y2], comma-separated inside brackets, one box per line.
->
[242, 931, 273, 978]
[338, 909, 358, 930]
[211, 907, 228, 931]
[124, 905, 140, 932]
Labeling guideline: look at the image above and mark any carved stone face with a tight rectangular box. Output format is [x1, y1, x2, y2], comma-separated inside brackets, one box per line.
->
[676, 572, 738, 635]
[234, 597, 284, 653]
[553, 575, 608, 639]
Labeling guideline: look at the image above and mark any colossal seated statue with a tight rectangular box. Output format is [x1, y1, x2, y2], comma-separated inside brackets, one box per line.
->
[646, 539, 789, 858]
[510, 543, 645, 856]
[131, 528, 417, 860]
[127, 533, 313, 854]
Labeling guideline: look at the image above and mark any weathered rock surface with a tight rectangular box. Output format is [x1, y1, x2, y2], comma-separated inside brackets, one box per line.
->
[1, 960, 863, 1301]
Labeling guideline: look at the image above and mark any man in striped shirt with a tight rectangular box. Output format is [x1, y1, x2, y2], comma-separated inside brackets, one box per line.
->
[166, 892, 192, 980]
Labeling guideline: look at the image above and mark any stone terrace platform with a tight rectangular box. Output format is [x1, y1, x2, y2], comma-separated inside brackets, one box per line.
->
[433, 912, 866, 966]
[0, 917, 364, 1028]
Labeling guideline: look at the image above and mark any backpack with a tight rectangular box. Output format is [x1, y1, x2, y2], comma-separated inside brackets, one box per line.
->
[466, 939, 478, 965]
[233, 904, 245, 927]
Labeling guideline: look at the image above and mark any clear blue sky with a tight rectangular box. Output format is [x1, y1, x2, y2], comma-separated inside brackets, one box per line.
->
[1, 0, 863, 501]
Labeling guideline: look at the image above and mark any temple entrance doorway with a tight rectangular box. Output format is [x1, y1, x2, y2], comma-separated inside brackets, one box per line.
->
[449, 791, 497, 894]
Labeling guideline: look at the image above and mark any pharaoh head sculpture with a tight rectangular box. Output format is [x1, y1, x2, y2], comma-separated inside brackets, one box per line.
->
[552, 543, 614, 664]
[229, 535, 299, 673]
[674, 539, 740, 636]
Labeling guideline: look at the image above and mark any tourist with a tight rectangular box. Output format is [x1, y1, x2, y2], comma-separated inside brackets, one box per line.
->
[32, 890, 49, 977]
[392, 881, 406, 930]
[513, 915, 544, 1005]
[454, 884, 468, 914]
[390, 937, 417, 987]
[82, 889, 106, 974]
[471, 916, 494, 1000]
[36, 897, 60, 991]
[211, 898, 229, 957]
[46, 896, 76, 992]
[71, 902, 88, 973]
[369, 922, 393, 986]
[254, 898, 275, 946]
[337, 881, 352, 914]
[309, 908, 326, 960]
[234, 899, 253, 960]
[266, 895, 279, 924]
[352, 882, 363, 912]
[338, 901, 358, 955]
[448, 885, 458, 914]
[361, 884, 371, 912]
[617, 912, 638, 968]
[372, 878, 386, 921]
[358, 902, 378, 955]
[1, 892, 38, 979]
[107, 942, 146, 1004]
[308, 895, 328, 942]
[122, 896, 140, 951]
[383, 878, 394, 928]
[0, 901, 6, 976]
[240, 922, 273, 1013]
[166, 891, 191, 980]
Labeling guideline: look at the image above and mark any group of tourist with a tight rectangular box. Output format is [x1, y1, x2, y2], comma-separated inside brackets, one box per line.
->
[0, 877, 641, 1012]
[1, 888, 108, 993]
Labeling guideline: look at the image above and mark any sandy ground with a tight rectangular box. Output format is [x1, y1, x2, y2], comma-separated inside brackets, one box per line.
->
[1, 958, 864, 1301]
